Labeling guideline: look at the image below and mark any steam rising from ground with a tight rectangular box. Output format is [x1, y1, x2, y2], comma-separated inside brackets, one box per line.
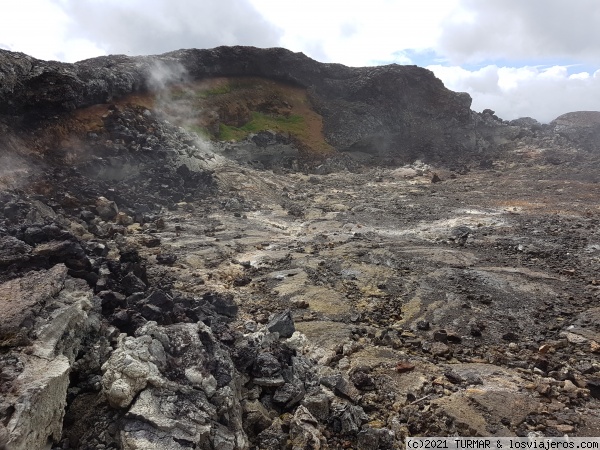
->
[147, 61, 198, 128]
[147, 61, 189, 91]
[0, 136, 36, 190]
[146, 62, 222, 166]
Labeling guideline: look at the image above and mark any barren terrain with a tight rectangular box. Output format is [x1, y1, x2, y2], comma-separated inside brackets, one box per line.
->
[143, 155, 600, 438]
[1, 47, 600, 449]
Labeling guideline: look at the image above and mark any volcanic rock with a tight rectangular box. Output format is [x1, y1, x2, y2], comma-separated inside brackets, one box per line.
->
[289, 406, 326, 450]
[267, 309, 295, 338]
[1, 45, 600, 449]
[95, 197, 119, 221]
[0, 265, 97, 450]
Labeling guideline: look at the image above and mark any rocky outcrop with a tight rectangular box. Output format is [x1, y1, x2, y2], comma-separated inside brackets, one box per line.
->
[0, 46, 477, 164]
[104, 321, 247, 450]
[3, 47, 599, 167]
[0, 265, 97, 450]
[551, 111, 600, 152]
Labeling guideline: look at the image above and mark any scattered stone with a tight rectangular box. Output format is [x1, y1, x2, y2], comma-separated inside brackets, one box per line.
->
[120, 273, 147, 295]
[204, 292, 238, 318]
[555, 424, 575, 433]
[95, 197, 118, 221]
[252, 353, 281, 378]
[98, 290, 126, 313]
[445, 370, 465, 384]
[562, 380, 578, 393]
[301, 392, 331, 422]
[101, 334, 165, 408]
[289, 406, 325, 450]
[447, 332, 462, 344]
[320, 374, 343, 390]
[233, 275, 251, 286]
[333, 376, 362, 403]
[244, 320, 258, 332]
[433, 329, 448, 343]
[273, 382, 305, 408]
[243, 399, 273, 434]
[502, 332, 519, 342]
[350, 369, 376, 390]
[0, 236, 32, 269]
[258, 418, 288, 450]
[291, 299, 310, 309]
[564, 332, 588, 345]
[267, 309, 295, 338]
[470, 325, 483, 337]
[115, 212, 134, 226]
[586, 378, 600, 399]
[141, 236, 161, 247]
[33, 240, 90, 271]
[331, 402, 369, 434]
[539, 344, 552, 354]
[416, 320, 430, 331]
[146, 289, 173, 308]
[357, 426, 395, 450]
[395, 361, 416, 373]
[430, 342, 450, 356]
[80, 210, 95, 222]
[156, 252, 177, 265]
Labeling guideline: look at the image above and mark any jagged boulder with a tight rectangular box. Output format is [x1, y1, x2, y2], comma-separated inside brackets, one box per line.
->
[289, 406, 326, 450]
[102, 321, 248, 449]
[0, 265, 97, 450]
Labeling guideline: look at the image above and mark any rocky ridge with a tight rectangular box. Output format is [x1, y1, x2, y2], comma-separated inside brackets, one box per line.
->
[2, 46, 474, 165]
[0, 47, 600, 449]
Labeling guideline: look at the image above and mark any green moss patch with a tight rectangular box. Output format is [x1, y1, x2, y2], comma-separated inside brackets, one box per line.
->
[219, 112, 304, 141]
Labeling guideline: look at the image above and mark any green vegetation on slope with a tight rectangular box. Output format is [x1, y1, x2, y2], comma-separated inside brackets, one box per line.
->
[219, 112, 304, 141]
[165, 77, 335, 156]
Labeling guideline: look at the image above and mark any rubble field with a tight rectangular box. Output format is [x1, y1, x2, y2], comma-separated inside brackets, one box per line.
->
[1, 47, 600, 449]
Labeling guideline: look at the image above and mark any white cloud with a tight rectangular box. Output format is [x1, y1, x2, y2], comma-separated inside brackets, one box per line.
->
[439, 0, 600, 65]
[0, 0, 104, 61]
[570, 72, 590, 80]
[248, 0, 460, 66]
[244, 0, 600, 120]
[56, 0, 282, 59]
[428, 64, 600, 122]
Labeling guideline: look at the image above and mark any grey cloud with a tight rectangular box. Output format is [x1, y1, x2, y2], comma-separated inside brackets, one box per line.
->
[55, 0, 282, 58]
[481, 74, 600, 122]
[430, 65, 600, 122]
[439, 0, 600, 64]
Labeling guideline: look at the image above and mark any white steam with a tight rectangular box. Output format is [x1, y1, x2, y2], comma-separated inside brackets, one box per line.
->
[0, 135, 36, 190]
[147, 61, 189, 91]
[146, 62, 223, 167]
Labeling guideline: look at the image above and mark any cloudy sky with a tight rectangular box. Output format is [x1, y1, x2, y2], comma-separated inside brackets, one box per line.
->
[1, 0, 599, 122]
